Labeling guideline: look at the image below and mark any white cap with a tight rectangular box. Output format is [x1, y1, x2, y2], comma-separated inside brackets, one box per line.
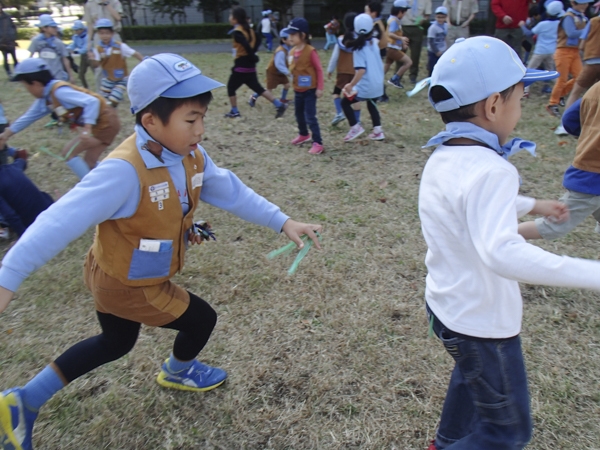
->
[354, 13, 374, 34]
[393, 0, 411, 8]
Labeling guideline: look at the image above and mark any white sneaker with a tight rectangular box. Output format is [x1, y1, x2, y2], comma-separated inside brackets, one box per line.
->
[368, 126, 385, 140]
[554, 125, 568, 135]
[344, 123, 365, 142]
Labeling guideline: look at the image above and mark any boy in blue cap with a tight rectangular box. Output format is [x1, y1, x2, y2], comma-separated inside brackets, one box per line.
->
[426, 6, 448, 76]
[0, 58, 120, 180]
[67, 20, 89, 88]
[28, 14, 73, 83]
[421, 36, 600, 449]
[0, 53, 321, 450]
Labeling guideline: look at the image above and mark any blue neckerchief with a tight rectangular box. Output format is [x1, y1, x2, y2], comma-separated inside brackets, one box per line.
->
[43, 35, 57, 48]
[283, 44, 291, 51]
[423, 122, 536, 159]
[99, 38, 115, 51]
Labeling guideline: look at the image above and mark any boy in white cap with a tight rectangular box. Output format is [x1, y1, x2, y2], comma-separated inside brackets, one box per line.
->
[88, 18, 143, 107]
[420, 36, 600, 449]
[0, 58, 120, 180]
[0, 53, 321, 450]
[261, 9, 273, 51]
[28, 14, 73, 82]
[67, 20, 90, 88]
[426, 6, 448, 76]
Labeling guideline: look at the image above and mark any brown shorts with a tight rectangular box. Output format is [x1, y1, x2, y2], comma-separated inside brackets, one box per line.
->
[266, 71, 289, 90]
[576, 63, 600, 89]
[335, 73, 354, 90]
[92, 106, 121, 146]
[385, 47, 405, 64]
[83, 249, 190, 327]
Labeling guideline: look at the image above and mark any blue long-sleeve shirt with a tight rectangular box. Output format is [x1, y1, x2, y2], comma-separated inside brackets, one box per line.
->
[66, 31, 88, 54]
[0, 125, 289, 292]
[273, 46, 290, 76]
[562, 9, 587, 46]
[9, 80, 100, 134]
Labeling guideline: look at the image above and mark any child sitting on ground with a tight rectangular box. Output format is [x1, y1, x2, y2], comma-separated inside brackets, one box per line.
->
[89, 19, 143, 108]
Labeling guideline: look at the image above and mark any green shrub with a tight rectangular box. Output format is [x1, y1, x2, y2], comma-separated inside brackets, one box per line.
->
[17, 27, 74, 40]
[121, 23, 232, 41]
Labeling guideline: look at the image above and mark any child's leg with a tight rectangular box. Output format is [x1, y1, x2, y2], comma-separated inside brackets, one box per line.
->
[394, 54, 412, 78]
[107, 79, 127, 107]
[2, 50, 10, 75]
[100, 77, 115, 100]
[341, 96, 358, 126]
[227, 71, 245, 112]
[332, 87, 343, 114]
[294, 91, 309, 137]
[303, 90, 322, 144]
[550, 49, 569, 106]
[366, 99, 381, 128]
[281, 83, 290, 100]
[79, 53, 89, 89]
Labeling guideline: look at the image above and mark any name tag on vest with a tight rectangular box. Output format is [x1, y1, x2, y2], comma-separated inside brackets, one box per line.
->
[149, 181, 170, 202]
[40, 50, 57, 59]
[298, 75, 312, 87]
[192, 172, 203, 189]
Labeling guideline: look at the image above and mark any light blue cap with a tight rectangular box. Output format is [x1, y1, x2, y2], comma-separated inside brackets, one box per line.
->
[11, 58, 50, 81]
[429, 36, 559, 112]
[354, 13, 374, 34]
[393, 0, 411, 8]
[128, 53, 224, 114]
[37, 14, 57, 27]
[546, 1, 566, 17]
[435, 6, 448, 15]
[95, 18, 113, 29]
[72, 20, 85, 30]
[573, 0, 593, 3]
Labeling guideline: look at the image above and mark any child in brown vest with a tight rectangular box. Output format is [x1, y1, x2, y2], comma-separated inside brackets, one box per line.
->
[89, 18, 143, 108]
[284, 18, 325, 155]
[0, 53, 322, 450]
[0, 58, 120, 180]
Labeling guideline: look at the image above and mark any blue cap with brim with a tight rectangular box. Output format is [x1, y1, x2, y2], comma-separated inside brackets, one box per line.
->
[282, 17, 310, 35]
[37, 14, 58, 27]
[280, 29, 290, 38]
[128, 53, 224, 114]
[10, 58, 50, 81]
[95, 18, 114, 29]
[72, 20, 85, 30]
[429, 36, 558, 112]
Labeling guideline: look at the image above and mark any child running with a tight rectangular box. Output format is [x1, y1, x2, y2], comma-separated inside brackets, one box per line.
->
[421, 36, 600, 450]
[67, 20, 90, 89]
[385, 0, 412, 90]
[427, 6, 449, 76]
[28, 14, 73, 83]
[0, 53, 322, 450]
[0, 58, 120, 179]
[327, 12, 359, 126]
[248, 29, 291, 108]
[284, 18, 325, 155]
[89, 18, 143, 108]
[225, 7, 287, 119]
[547, 0, 590, 118]
[341, 13, 385, 142]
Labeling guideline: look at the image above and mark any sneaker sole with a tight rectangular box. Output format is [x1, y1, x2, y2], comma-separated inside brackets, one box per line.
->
[331, 117, 346, 126]
[344, 129, 365, 142]
[292, 139, 311, 146]
[369, 135, 385, 141]
[156, 371, 226, 392]
[0, 394, 23, 450]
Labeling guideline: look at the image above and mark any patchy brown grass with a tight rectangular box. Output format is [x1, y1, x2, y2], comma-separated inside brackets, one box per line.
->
[0, 50, 599, 450]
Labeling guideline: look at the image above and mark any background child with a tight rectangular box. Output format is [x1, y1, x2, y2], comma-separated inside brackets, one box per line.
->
[547, 0, 590, 118]
[261, 10, 273, 52]
[0, 58, 120, 179]
[427, 6, 449, 76]
[89, 18, 143, 108]
[0, 53, 321, 450]
[327, 12, 358, 126]
[324, 15, 340, 50]
[385, 0, 412, 90]
[365, 1, 388, 57]
[421, 36, 600, 449]
[284, 17, 325, 155]
[67, 20, 90, 89]
[249, 30, 291, 107]
[341, 13, 385, 142]
[519, 81, 600, 240]
[225, 7, 287, 119]
[0, 1, 18, 77]
[28, 14, 73, 83]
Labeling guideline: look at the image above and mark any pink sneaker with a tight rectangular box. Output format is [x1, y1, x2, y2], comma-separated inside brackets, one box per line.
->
[308, 142, 324, 154]
[291, 134, 311, 145]
[368, 126, 385, 141]
[343, 124, 365, 142]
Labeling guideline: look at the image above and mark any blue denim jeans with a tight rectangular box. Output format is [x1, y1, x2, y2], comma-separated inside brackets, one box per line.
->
[427, 306, 532, 450]
[263, 32, 273, 51]
[294, 89, 322, 144]
[324, 33, 337, 50]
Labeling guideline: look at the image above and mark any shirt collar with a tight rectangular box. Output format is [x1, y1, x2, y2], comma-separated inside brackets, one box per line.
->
[567, 7, 585, 18]
[43, 79, 61, 99]
[135, 124, 194, 169]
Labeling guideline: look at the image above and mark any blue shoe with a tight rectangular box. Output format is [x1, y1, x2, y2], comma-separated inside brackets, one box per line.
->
[156, 360, 227, 392]
[0, 388, 38, 450]
[275, 103, 288, 119]
[541, 85, 552, 94]
[331, 112, 346, 126]
[248, 95, 257, 108]
[387, 78, 404, 89]
[224, 111, 241, 118]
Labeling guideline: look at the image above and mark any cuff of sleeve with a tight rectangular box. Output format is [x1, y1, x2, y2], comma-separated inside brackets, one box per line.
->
[517, 196, 536, 218]
[0, 266, 26, 293]
[268, 211, 290, 233]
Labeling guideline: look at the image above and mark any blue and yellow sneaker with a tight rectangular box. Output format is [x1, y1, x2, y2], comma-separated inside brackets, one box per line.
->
[156, 361, 227, 392]
[0, 388, 38, 450]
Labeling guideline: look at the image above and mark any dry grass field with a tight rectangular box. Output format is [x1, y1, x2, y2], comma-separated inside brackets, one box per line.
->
[0, 50, 599, 450]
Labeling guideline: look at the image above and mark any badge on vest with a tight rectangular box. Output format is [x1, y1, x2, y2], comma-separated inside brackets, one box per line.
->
[192, 172, 204, 189]
[40, 50, 57, 59]
[149, 181, 170, 207]
[298, 75, 312, 87]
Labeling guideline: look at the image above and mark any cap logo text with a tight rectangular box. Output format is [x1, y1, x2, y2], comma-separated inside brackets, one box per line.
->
[174, 61, 192, 72]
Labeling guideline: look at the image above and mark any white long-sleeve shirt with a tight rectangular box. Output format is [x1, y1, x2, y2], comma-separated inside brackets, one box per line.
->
[419, 144, 600, 339]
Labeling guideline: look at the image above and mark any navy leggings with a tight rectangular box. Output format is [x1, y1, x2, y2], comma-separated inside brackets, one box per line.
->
[294, 89, 322, 144]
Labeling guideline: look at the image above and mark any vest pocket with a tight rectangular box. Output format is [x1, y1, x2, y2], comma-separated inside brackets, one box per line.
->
[113, 69, 125, 79]
[298, 75, 312, 87]
[128, 247, 173, 280]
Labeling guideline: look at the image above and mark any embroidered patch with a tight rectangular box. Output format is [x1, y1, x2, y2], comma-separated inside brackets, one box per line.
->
[149, 182, 170, 203]
[173, 60, 193, 72]
[191, 172, 204, 189]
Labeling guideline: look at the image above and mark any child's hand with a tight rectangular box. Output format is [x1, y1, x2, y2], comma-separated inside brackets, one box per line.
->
[282, 219, 323, 250]
[316, 89, 323, 99]
[342, 83, 353, 96]
[531, 200, 569, 223]
[0, 286, 15, 314]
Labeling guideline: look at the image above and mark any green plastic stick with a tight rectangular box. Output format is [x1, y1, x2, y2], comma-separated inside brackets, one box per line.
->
[64, 139, 80, 160]
[38, 146, 65, 161]
[267, 235, 309, 260]
[288, 239, 313, 275]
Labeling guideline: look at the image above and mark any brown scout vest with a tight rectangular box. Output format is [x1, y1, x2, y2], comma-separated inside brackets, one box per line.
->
[337, 45, 354, 76]
[583, 17, 600, 60]
[232, 25, 256, 59]
[48, 81, 109, 131]
[289, 44, 317, 91]
[96, 41, 128, 81]
[92, 134, 205, 286]
[374, 19, 387, 50]
[387, 16, 403, 46]
[267, 45, 289, 75]
[557, 11, 587, 48]
[572, 82, 600, 173]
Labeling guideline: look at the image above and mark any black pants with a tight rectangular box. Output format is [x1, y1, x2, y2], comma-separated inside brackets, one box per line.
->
[1, 48, 17, 75]
[227, 69, 266, 97]
[341, 96, 381, 128]
[54, 292, 217, 382]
